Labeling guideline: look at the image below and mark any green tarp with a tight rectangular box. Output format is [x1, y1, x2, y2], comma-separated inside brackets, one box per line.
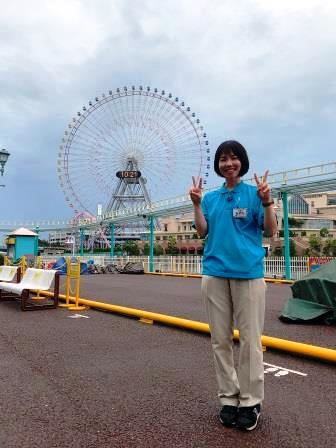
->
[280, 260, 336, 325]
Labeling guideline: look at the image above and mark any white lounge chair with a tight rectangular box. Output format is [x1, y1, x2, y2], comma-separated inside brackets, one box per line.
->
[0, 266, 19, 282]
[0, 268, 60, 311]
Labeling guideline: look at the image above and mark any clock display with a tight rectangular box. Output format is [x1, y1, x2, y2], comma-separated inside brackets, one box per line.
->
[116, 170, 141, 179]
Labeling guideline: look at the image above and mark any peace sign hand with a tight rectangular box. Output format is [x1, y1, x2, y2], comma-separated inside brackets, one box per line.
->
[189, 176, 203, 206]
[254, 170, 272, 203]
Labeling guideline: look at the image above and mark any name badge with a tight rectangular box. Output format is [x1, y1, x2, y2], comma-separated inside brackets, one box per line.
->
[233, 208, 247, 218]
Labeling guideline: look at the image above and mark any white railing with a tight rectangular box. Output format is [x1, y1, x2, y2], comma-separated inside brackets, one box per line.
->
[39, 255, 329, 279]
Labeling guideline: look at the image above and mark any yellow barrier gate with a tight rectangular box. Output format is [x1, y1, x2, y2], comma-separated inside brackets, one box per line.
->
[59, 257, 87, 311]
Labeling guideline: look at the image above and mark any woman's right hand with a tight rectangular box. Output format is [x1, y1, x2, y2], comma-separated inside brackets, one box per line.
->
[189, 176, 203, 206]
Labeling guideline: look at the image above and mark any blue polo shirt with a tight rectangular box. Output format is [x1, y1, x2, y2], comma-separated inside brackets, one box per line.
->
[201, 181, 265, 279]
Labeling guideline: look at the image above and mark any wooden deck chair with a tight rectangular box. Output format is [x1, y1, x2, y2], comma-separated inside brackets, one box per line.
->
[0, 268, 60, 311]
[0, 266, 20, 283]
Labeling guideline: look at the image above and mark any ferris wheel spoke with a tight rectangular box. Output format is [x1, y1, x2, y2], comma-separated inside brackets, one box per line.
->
[81, 114, 127, 155]
[70, 137, 125, 162]
[134, 93, 163, 153]
[136, 96, 175, 152]
[137, 106, 191, 156]
[78, 110, 113, 145]
[80, 105, 128, 154]
[155, 106, 194, 143]
[77, 123, 126, 155]
[103, 94, 130, 148]
[141, 132, 201, 165]
[113, 94, 136, 151]
[59, 86, 210, 215]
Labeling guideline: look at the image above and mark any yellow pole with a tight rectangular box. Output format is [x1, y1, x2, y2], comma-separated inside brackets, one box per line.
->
[4, 256, 9, 266]
[58, 257, 72, 308]
[145, 271, 294, 284]
[68, 257, 86, 311]
[41, 291, 336, 363]
[20, 256, 27, 275]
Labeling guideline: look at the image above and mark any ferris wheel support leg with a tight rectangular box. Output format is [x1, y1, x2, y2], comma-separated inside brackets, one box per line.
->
[110, 223, 115, 257]
[149, 215, 154, 273]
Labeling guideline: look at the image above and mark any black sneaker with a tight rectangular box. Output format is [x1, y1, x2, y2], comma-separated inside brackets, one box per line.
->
[219, 405, 238, 427]
[236, 404, 261, 431]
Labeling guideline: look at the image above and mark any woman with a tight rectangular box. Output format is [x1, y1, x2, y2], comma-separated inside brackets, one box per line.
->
[189, 140, 277, 431]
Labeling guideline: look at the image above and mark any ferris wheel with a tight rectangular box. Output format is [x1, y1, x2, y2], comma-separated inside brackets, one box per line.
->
[57, 85, 211, 216]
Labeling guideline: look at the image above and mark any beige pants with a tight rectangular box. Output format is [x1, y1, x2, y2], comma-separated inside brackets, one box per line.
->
[202, 275, 266, 407]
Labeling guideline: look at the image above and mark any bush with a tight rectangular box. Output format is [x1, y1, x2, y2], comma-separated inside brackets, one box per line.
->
[272, 247, 283, 256]
[320, 227, 329, 238]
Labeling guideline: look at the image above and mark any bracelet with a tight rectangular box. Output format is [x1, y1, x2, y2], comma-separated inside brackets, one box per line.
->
[262, 200, 274, 208]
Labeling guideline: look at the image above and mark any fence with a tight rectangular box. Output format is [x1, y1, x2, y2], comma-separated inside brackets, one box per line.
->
[39, 255, 333, 280]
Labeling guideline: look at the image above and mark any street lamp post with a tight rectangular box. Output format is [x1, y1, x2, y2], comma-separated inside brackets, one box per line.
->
[0, 149, 10, 176]
[66, 235, 76, 256]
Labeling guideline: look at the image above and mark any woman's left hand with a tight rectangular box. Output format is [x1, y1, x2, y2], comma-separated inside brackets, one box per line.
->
[254, 170, 272, 203]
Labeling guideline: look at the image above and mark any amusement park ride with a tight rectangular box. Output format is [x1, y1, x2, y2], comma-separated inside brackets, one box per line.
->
[1, 86, 336, 278]
[56, 85, 210, 250]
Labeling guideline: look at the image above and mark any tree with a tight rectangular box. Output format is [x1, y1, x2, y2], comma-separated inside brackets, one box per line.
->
[308, 235, 321, 254]
[123, 240, 140, 255]
[154, 243, 164, 256]
[38, 239, 50, 247]
[272, 246, 283, 256]
[331, 240, 336, 257]
[289, 239, 296, 256]
[322, 238, 336, 256]
[143, 242, 164, 255]
[322, 239, 332, 256]
[278, 230, 295, 238]
[272, 241, 296, 256]
[320, 227, 329, 238]
[143, 243, 150, 255]
[287, 217, 304, 228]
[166, 235, 178, 255]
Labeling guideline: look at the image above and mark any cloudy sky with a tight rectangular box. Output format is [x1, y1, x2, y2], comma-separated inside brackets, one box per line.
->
[1, 0, 336, 224]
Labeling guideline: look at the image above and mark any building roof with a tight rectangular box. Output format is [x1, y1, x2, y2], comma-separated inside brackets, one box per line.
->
[8, 227, 38, 236]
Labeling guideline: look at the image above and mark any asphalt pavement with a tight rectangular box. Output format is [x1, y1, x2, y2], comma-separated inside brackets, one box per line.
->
[0, 274, 335, 447]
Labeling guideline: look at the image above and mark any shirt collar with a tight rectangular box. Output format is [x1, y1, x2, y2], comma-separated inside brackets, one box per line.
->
[219, 181, 244, 194]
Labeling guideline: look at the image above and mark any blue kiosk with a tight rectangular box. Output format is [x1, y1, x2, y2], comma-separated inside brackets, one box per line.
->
[6, 227, 38, 261]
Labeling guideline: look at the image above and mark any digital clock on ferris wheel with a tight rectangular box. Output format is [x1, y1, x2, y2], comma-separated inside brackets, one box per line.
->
[116, 170, 141, 179]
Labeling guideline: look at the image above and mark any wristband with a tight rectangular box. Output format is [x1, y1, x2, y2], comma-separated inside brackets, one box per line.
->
[262, 200, 274, 208]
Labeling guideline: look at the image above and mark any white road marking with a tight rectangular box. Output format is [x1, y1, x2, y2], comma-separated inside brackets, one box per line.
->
[264, 362, 307, 376]
[67, 314, 90, 319]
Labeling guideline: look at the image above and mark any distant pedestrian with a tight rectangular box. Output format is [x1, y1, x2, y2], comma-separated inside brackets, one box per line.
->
[189, 140, 277, 431]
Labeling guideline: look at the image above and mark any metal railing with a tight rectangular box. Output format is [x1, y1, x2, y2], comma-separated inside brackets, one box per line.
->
[38, 255, 331, 280]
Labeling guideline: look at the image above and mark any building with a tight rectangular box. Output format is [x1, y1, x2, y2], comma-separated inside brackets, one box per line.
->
[154, 214, 201, 252]
[48, 190, 336, 254]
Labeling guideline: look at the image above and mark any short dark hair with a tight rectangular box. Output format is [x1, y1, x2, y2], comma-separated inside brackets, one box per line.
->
[214, 140, 249, 177]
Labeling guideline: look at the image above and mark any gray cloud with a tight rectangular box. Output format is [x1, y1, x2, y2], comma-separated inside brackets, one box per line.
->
[1, 0, 336, 223]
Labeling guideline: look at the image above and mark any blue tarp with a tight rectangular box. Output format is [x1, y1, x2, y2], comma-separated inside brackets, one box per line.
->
[51, 257, 88, 275]
[52, 257, 67, 274]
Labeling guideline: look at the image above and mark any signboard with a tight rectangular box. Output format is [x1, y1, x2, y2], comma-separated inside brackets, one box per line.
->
[116, 170, 141, 179]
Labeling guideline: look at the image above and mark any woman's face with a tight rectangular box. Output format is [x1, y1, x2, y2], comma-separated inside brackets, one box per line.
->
[218, 151, 241, 180]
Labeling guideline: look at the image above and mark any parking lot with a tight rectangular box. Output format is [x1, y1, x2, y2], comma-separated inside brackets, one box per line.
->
[0, 275, 335, 447]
